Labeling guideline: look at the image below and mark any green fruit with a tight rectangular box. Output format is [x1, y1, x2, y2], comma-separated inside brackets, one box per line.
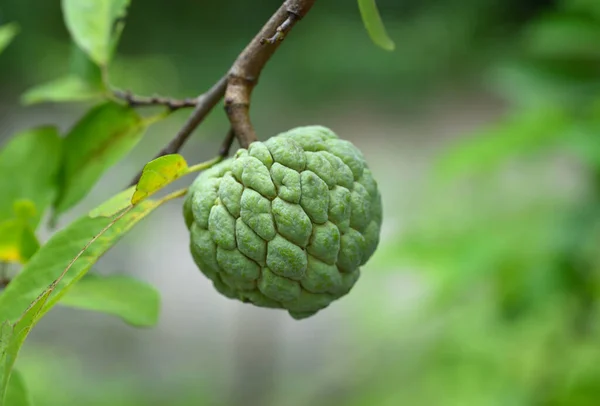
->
[183, 126, 382, 319]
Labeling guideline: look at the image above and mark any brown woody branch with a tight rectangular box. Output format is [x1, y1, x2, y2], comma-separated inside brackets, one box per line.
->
[113, 89, 198, 111]
[225, 0, 316, 148]
[261, 13, 299, 44]
[219, 128, 236, 158]
[152, 76, 228, 156]
[128, 0, 317, 186]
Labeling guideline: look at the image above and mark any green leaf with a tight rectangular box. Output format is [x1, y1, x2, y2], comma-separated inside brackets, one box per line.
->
[0, 127, 62, 227]
[12, 201, 36, 225]
[89, 186, 135, 218]
[0, 219, 39, 264]
[132, 155, 189, 204]
[0, 23, 19, 55]
[1, 290, 51, 404]
[53, 101, 146, 215]
[357, 0, 395, 51]
[0, 189, 180, 400]
[21, 44, 107, 106]
[0, 221, 27, 263]
[0, 322, 12, 358]
[435, 107, 571, 180]
[60, 274, 160, 327]
[21, 76, 104, 105]
[5, 370, 32, 406]
[0, 197, 163, 324]
[90, 155, 198, 217]
[61, 0, 130, 66]
[2, 200, 41, 263]
[68, 43, 104, 87]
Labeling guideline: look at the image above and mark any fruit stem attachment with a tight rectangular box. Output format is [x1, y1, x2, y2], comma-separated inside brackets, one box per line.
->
[225, 0, 317, 148]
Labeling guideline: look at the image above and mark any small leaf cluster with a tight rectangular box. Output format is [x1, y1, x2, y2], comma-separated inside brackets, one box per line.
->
[0, 1, 206, 404]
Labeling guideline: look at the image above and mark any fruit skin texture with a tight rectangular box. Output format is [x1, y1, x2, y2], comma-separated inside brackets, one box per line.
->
[183, 126, 382, 319]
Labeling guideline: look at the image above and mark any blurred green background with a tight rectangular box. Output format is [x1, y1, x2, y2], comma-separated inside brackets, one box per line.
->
[3, 0, 600, 405]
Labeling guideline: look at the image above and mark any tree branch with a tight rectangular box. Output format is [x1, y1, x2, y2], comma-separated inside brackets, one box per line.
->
[128, 76, 227, 186]
[113, 89, 198, 111]
[260, 13, 299, 44]
[128, 0, 317, 187]
[225, 0, 317, 148]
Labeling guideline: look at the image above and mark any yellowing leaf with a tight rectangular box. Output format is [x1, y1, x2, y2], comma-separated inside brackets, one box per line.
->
[131, 154, 188, 204]
[357, 0, 395, 51]
[0, 188, 185, 400]
[0, 220, 39, 264]
[0, 195, 168, 325]
[0, 247, 20, 263]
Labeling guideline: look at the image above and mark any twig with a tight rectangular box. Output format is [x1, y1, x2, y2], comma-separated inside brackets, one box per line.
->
[219, 128, 236, 158]
[128, 76, 227, 186]
[260, 13, 299, 44]
[225, 0, 317, 148]
[128, 0, 317, 187]
[113, 89, 198, 111]
[152, 76, 228, 155]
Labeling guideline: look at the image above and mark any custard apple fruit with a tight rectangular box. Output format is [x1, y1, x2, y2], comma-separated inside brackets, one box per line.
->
[183, 126, 382, 319]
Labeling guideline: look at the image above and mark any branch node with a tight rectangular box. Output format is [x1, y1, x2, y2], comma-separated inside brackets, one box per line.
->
[260, 12, 299, 45]
[128, 0, 317, 187]
[220, 128, 237, 157]
[127, 76, 228, 187]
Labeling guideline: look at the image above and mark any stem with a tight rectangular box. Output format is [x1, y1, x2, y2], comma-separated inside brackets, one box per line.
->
[225, 0, 317, 147]
[112, 89, 198, 111]
[127, 0, 318, 185]
[156, 187, 189, 203]
[219, 128, 236, 157]
[187, 156, 223, 174]
[127, 76, 228, 186]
